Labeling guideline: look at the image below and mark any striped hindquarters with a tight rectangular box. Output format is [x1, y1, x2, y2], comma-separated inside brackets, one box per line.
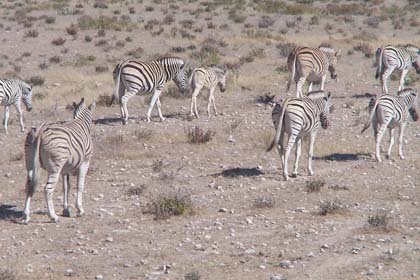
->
[293, 47, 330, 78]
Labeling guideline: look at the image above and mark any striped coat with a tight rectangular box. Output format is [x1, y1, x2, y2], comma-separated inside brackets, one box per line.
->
[23, 98, 95, 224]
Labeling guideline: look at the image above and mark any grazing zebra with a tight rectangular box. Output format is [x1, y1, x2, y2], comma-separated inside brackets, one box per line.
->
[376, 45, 420, 94]
[361, 88, 419, 163]
[23, 98, 95, 224]
[286, 46, 341, 98]
[0, 78, 33, 133]
[189, 65, 228, 118]
[111, 56, 188, 124]
[267, 91, 331, 180]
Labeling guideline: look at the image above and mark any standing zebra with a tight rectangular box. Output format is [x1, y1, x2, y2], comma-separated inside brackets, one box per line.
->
[376, 45, 420, 94]
[287, 46, 341, 98]
[23, 98, 95, 224]
[111, 56, 188, 124]
[361, 88, 419, 163]
[0, 78, 33, 133]
[267, 91, 331, 180]
[189, 65, 228, 118]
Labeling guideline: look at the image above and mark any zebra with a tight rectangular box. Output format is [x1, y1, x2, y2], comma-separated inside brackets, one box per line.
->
[110, 56, 188, 124]
[0, 78, 33, 133]
[189, 65, 228, 118]
[267, 91, 331, 180]
[286, 46, 341, 98]
[361, 88, 419, 163]
[23, 98, 95, 224]
[375, 45, 420, 94]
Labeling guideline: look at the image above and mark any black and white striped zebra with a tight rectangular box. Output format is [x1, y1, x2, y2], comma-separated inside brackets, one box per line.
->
[287, 46, 341, 98]
[23, 98, 95, 224]
[361, 88, 419, 162]
[375, 45, 420, 94]
[267, 91, 331, 180]
[111, 56, 188, 124]
[0, 78, 33, 133]
[189, 65, 227, 118]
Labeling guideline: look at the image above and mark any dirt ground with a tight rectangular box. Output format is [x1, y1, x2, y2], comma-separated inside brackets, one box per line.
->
[0, 1, 420, 279]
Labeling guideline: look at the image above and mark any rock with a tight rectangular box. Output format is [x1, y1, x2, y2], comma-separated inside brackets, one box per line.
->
[95, 275, 103, 280]
[64, 269, 73, 277]
[279, 260, 291, 269]
[25, 264, 33, 273]
[218, 208, 228, 213]
[270, 275, 286, 280]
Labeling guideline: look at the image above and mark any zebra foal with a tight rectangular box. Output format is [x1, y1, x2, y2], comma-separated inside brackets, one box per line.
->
[376, 45, 420, 94]
[361, 88, 419, 162]
[287, 46, 341, 98]
[189, 65, 227, 118]
[111, 56, 188, 124]
[267, 91, 331, 180]
[23, 98, 95, 224]
[0, 78, 33, 133]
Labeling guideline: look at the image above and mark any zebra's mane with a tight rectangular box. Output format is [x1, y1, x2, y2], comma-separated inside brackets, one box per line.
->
[397, 88, 417, 97]
[306, 90, 326, 99]
[319, 47, 336, 54]
[211, 64, 226, 74]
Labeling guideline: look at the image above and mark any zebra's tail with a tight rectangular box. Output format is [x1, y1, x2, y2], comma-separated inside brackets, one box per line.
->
[25, 126, 42, 197]
[361, 97, 379, 134]
[109, 62, 124, 105]
[267, 98, 290, 152]
[375, 47, 384, 80]
[286, 51, 297, 92]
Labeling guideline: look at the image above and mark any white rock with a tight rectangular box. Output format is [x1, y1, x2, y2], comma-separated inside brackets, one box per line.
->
[64, 269, 73, 276]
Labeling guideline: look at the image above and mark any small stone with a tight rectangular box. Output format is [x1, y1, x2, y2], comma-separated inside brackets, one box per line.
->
[64, 269, 73, 277]
[95, 275, 103, 280]
[218, 208, 228, 213]
[270, 275, 286, 280]
[321, 244, 329, 249]
[245, 217, 253, 224]
[25, 264, 33, 273]
[279, 260, 291, 269]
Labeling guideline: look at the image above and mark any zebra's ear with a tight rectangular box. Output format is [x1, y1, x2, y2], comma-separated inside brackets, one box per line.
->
[72, 102, 77, 110]
[88, 102, 96, 112]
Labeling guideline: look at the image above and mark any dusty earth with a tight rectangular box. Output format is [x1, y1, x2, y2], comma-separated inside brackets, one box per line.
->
[0, 0, 420, 279]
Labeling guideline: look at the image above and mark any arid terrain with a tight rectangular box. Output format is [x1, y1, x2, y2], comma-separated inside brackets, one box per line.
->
[0, 0, 420, 279]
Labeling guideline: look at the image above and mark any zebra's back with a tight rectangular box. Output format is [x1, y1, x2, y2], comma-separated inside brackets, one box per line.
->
[191, 67, 218, 89]
[292, 47, 330, 76]
[120, 60, 163, 94]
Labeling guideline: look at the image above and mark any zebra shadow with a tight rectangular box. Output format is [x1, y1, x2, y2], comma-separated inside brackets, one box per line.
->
[93, 117, 124, 125]
[0, 204, 23, 222]
[212, 167, 264, 178]
[314, 153, 371, 162]
[351, 93, 376, 99]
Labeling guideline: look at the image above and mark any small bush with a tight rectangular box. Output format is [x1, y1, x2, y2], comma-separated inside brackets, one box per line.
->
[306, 179, 325, 192]
[368, 213, 389, 227]
[52, 37, 66, 46]
[365, 16, 379, 28]
[126, 47, 144, 57]
[152, 160, 163, 172]
[95, 65, 108, 73]
[276, 42, 297, 57]
[146, 190, 192, 219]
[105, 133, 129, 145]
[96, 94, 113, 107]
[255, 93, 275, 104]
[24, 29, 38, 38]
[309, 15, 320, 25]
[66, 24, 78, 35]
[29, 76, 45, 86]
[45, 16, 56, 24]
[353, 42, 374, 58]
[253, 196, 275, 208]
[126, 184, 146, 196]
[319, 199, 345, 216]
[186, 126, 214, 144]
[185, 271, 201, 280]
[133, 128, 153, 141]
[258, 16, 275, 28]
[84, 35, 92, 42]
[49, 56, 61, 64]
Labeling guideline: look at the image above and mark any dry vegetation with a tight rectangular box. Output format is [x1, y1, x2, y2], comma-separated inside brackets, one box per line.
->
[0, 0, 419, 279]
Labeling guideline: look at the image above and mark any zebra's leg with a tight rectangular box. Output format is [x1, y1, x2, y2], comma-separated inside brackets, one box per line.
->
[120, 95, 130, 125]
[147, 89, 163, 122]
[386, 128, 394, 159]
[399, 68, 409, 91]
[308, 82, 313, 93]
[208, 87, 217, 117]
[3, 106, 9, 134]
[23, 187, 32, 224]
[44, 172, 60, 222]
[375, 124, 388, 162]
[320, 75, 327, 91]
[156, 95, 166, 122]
[283, 135, 297, 180]
[15, 102, 25, 132]
[296, 77, 306, 98]
[381, 66, 395, 94]
[62, 174, 71, 217]
[292, 138, 302, 177]
[398, 123, 406, 160]
[190, 87, 201, 118]
[75, 161, 90, 217]
[307, 132, 317, 176]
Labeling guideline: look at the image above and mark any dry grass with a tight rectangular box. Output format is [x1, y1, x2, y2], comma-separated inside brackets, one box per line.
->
[0, 269, 16, 280]
[185, 271, 201, 280]
[253, 196, 275, 209]
[126, 184, 146, 196]
[319, 199, 346, 216]
[186, 126, 214, 144]
[145, 189, 192, 220]
[368, 212, 390, 229]
[306, 179, 325, 193]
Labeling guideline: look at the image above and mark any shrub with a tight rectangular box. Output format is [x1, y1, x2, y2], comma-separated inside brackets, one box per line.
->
[276, 42, 296, 57]
[185, 271, 201, 280]
[258, 16, 275, 28]
[51, 37, 66, 46]
[133, 128, 153, 141]
[365, 16, 380, 28]
[84, 35, 92, 42]
[95, 65, 108, 73]
[309, 15, 320, 25]
[126, 47, 144, 57]
[186, 126, 214, 144]
[306, 179, 325, 192]
[319, 199, 345, 216]
[145, 190, 192, 219]
[353, 42, 374, 58]
[29, 76, 45, 86]
[24, 29, 38, 38]
[126, 184, 146, 196]
[0, 268, 16, 280]
[66, 24, 78, 35]
[253, 196, 275, 208]
[96, 94, 113, 107]
[368, 213, 389, 227]
[152, 160, 163, 172]
[45, 16, 56, 24]
[49, 56, 61, 64]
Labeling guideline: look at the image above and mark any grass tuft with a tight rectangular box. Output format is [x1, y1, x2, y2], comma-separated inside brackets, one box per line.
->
[305, 179, 325, 193]
[186, 126, 214, 144]
[145, 190, 192, 220]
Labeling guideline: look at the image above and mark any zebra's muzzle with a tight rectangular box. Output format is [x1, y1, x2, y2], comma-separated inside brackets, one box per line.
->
[412, 110, 419, 121]
[27, 107, 33, 112]
[321, 120, 330, 129]
[331, 73, 337, 79]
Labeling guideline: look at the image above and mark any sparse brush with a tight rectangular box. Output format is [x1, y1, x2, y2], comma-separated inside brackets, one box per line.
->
[9, 152, 23, 162]
[310, 15, 320, 25]
[319, 199, 345, 216]
[133, 128, 153, 141]
[105, 133, 129, 145]
[186, 126, 214, 144]
[45, 16, 56, 24]
[49, 56, 61, 64]
[95, 39, 107, 46]
[95, 65, 108, 73]
[0, 268, 16, 280]
[66, 24, 78, 35]
[365, 16, 379, 28]
[353, 42, 373, 58]
[29, 76, 45, 86]
[276, 42, 297, 57]
[96, 94, 113, 107]
[52, 37, 66, 46]
[126, 47, 144, 57]
[258, 16, 275, 28]
[253, 196, 275, 208]
[85, 35, 92, 42]
[152, 160, 163, 172]
[24, 29, 38, 38]
[306, 179, 325, 192]
[145, 189, 192, 220]
[185, 271, 201, 280]
[126, 184, 146, 196]
[255, 93, 275, 104]
[368, 212, 389, 227]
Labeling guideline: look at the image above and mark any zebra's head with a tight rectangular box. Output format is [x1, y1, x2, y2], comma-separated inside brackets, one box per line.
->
[213, 66, 228, 93]
[320, 92, 332, 129]
[21, 81, 33, 112]
[72, 98, 96, 120]
[158, 57, 188, 94]
[321, 48, 341, 80]
[408, 90, 419, 121]
[412, 57, 420, 74]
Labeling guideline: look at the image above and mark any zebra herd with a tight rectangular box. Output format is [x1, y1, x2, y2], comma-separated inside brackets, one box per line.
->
[0, 44, 417, 223]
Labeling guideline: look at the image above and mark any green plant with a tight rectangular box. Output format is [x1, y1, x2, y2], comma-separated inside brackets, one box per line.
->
[368, 213, 389, 227]
[146, 190, 192, 219]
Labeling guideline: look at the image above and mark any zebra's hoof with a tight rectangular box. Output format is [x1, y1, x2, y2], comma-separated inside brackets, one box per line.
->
[77, 210, 85, 217]
[22, 217, 30, 225]
[308, 171, 314, 176]
[160, 117, 166, 122]
[50, 216, 59, 223]
[122, 119, 128, 125]
[62, 208, 71, 217]
[399, 155, 405, 160]
[291, 172, 298, 178]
